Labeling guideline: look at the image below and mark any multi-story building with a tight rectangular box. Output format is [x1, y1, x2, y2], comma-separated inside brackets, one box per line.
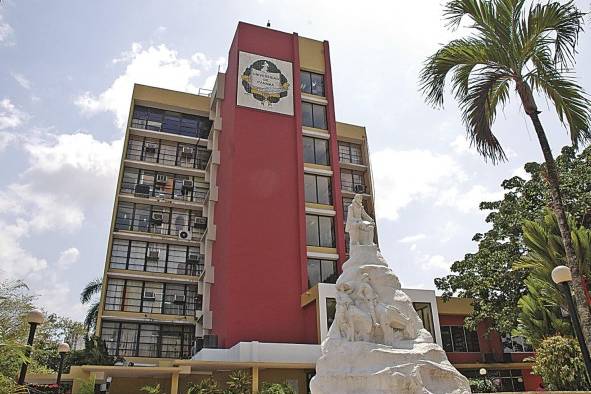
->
[37, 22, 542, 393]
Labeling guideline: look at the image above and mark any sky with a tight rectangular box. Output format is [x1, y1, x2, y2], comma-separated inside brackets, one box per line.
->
[0, 0, 590, 322]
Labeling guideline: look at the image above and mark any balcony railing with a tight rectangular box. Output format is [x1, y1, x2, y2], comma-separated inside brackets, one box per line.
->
[122, 181, 208, 204]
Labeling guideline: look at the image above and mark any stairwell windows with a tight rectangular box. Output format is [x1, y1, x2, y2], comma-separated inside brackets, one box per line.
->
[303, 136, 330, 166]
[307, 259, 338, 288]
[304, 174, 332, 205]
[302, 102, 327, 129]
[306, 214, 335, 248]
[301, 71, 325, 96]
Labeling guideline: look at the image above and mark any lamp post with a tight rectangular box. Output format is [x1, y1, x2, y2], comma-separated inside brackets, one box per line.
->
[551, 265, 591, 380]
[18, 309, 44, 385]
[479, 368, 487, 385]
[56, 342, 70, 392]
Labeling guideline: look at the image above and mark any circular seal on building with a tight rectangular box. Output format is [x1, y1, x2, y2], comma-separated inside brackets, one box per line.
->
[241, 60, 290, 105]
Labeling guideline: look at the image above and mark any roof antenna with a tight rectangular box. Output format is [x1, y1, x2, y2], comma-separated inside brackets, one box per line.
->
[266, 20, 271, 28]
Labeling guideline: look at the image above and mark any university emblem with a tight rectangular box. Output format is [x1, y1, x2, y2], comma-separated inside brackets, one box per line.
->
[240, 60, 290, 106]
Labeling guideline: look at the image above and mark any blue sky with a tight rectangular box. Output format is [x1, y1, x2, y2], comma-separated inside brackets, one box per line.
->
[0, 0, 590, 321]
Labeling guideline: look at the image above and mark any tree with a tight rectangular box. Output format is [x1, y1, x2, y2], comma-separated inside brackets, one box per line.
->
[225, 370, 251, 394]
[80, 277, 102, 334]
[420, 0, 591, 351]
[65, 336, 115, 370]
[530, 335, 590, 390]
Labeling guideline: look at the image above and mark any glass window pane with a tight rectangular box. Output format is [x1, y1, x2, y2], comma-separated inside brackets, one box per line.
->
[441, 326, 453, 352]
[326, 298, 336, 328]
[105, 279, 124, 311]
[118, 323, 139, 357]
[307, 259, 321, 288]
[128, 241, 147, 271]
[302, 102, 313, 128]
[300, 71, 311, 94]
[115, 202, 134, 231]
[304, 174, 317, 203]
[306, 215, 319, 246]
[316, 176, 331, 205]
[312, 104, 327, 129]
[451, 326, 468, 352]
[466, 329, 480, 352]
[142, 282, 163, 314]
[318, 216, 334, 247]
[320, 260, 337, 283]
[110, 239, 129, 270]
[100, 321, 119, 356]
[314, 138, 329, 165]
[303, 137, 315, 164]
[138, 324, 159, 358]
[133, 205, 150, 232]
[311, 73, 325, 96]
[123, 280, 142, 312]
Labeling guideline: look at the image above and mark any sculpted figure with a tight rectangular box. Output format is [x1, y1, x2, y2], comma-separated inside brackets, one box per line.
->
[345, 194, 375, 246]
[356, 273, 380, 328]
[335, 283, 354, 341]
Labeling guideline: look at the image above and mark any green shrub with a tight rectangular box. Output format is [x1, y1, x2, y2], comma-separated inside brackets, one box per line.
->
[530, 335, 591, 391]
[469, 378, 497, 393]
[187, 377, 222, 394]
[141, 383, 162, 394]
[259, 382, 295, 394]
[225, 370, 251, 394]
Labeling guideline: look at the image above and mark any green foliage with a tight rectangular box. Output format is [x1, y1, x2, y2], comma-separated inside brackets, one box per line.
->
[530, 335, 591, 391]
[0, 374, 28, 394]
[469, 378, 497, 393]
[435, 146, 591, 333]
[187, 377, 222, 394]
[80, 278, 102, 334]
[259, 382, 295, 394]
[225, 370, 251, 394]
[76, 376, 96, 394]
[66, 336, 115, 370]
[141, 383, 162, 394]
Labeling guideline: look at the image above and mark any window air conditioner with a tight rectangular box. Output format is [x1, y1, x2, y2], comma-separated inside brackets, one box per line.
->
[146, 249, 160, 260]
[178, 230, 192, 241]
[144, 143, 158, 154]
[134, 184, 151, 198]
[151, 213, 164, 224]
[173, 295, 186, 304]
[182, 179, 194, 189]
[193, 217, 207, 229]
[143, 291, 156, 301]
[181, 146, 195, 157]
[187, 253, 200, 263]
[353, 184, 366, 194]
[155, 174, 168, 184]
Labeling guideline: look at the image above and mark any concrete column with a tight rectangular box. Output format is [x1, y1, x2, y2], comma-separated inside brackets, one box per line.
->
[171, 372, 179, 394]
[252, 367, 259, 393]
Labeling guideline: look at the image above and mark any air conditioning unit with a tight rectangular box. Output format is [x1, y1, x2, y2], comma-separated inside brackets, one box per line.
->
[182, 179, 194, 189]
[193, 217, 207, 229]
[151, 212, 163, 224]
[146, 249, 160, 260]
[134, 183, 151, 198]
[187, 253, 200, 263]
[203, 334, 218, 349]
[173, 295, 186, 304]
[143, 291, 156, 301]
[353, 184, 366, 194]
[178, 230, 192, 241]
[155, 174, 168, 184]
[144, 143, 158, 154]
[181, 146, 195, 157]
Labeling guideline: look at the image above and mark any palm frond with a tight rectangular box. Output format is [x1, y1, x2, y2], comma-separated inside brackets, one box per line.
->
[84, 300, 100, 333]
[80, 277, 102, 304]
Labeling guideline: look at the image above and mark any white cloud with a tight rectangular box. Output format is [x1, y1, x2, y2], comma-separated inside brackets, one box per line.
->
[0, 219, 47, 278]
[57, 247, 80, 268]
[398, 234, 427, 243]
[76, 43, 220, 128]
[11, 73, 31, 90]
[371, 149, 466, 220]
[0, 131, 16, 151]
[512, 166, 531, 180]
[450, 134, 476, 155]
[24, 132, 122, 176]
[0, 98, 27, 130]
[436, 184, 502, 213]
[0, 14, 14, 46]
[420, 254, 452, 272]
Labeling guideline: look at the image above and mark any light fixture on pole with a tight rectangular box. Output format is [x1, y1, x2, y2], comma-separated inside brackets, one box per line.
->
[479, 368, 487, 384]
[18, 309, 44, 385]
[56, 342, 70, 392]
[551, 265, 591, 381]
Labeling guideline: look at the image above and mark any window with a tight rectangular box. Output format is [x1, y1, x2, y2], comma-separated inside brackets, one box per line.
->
[303, 136, 330, 166]
[502, 334, 533, 353]
[306, 214, 335, 247]
[100, 321, 194, 359]
[302, 102, 327, 129]
[412, 302, 435, 339]
[131, 105, 212, 138]
[109, 238, 203, 276]
[125, 135, 210, 170]
[304, 174, 332, 205]
[326, 298, 337, 329]
[340, 169, 366, 193]
[105, 279, 125, 311]
[338, 141, 363, 164]
[459, 369, 525, 392]
[342, 197, 353, 221]
[307, 259, 338, 288]
[114, 202, 203, 238]
[440, 326, 480, 352]
[301, 71, 325, 96]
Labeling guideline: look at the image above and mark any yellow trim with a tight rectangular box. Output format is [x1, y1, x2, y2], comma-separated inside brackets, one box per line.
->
[307, 246, 338, 255]
[108, 268, 199, 283]
[437, 297, 474, 315]
[252, 367, 259, 393]
[336, 122, 367, 141]
[133, 84, 210, 113]
[305, 202, 334, 210]
[303, 163, 332, 171]
[101, 310, 196, 323]
[300, 285, 319, 307]
[298, 36, 325, 74]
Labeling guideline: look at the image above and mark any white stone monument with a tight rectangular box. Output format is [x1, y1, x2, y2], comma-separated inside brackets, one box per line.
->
[310, 194, 471, 394]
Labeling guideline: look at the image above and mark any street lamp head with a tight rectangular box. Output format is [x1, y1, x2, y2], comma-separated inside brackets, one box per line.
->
[58, 343, 71, 354]
[479, 368, 487, 376]
[552, 265, 572, 284]
[27, 309, 44, 325]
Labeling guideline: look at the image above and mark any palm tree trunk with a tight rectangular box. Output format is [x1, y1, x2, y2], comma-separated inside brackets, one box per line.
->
[528, 111, 591, 354]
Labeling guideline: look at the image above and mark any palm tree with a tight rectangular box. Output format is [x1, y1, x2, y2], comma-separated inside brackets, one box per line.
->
[420, 0, 591, 352]
[80, 277, 102, 333]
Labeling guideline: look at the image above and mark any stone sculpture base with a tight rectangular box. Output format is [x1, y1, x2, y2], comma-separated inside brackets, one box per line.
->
[310, 244, 471, 394]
